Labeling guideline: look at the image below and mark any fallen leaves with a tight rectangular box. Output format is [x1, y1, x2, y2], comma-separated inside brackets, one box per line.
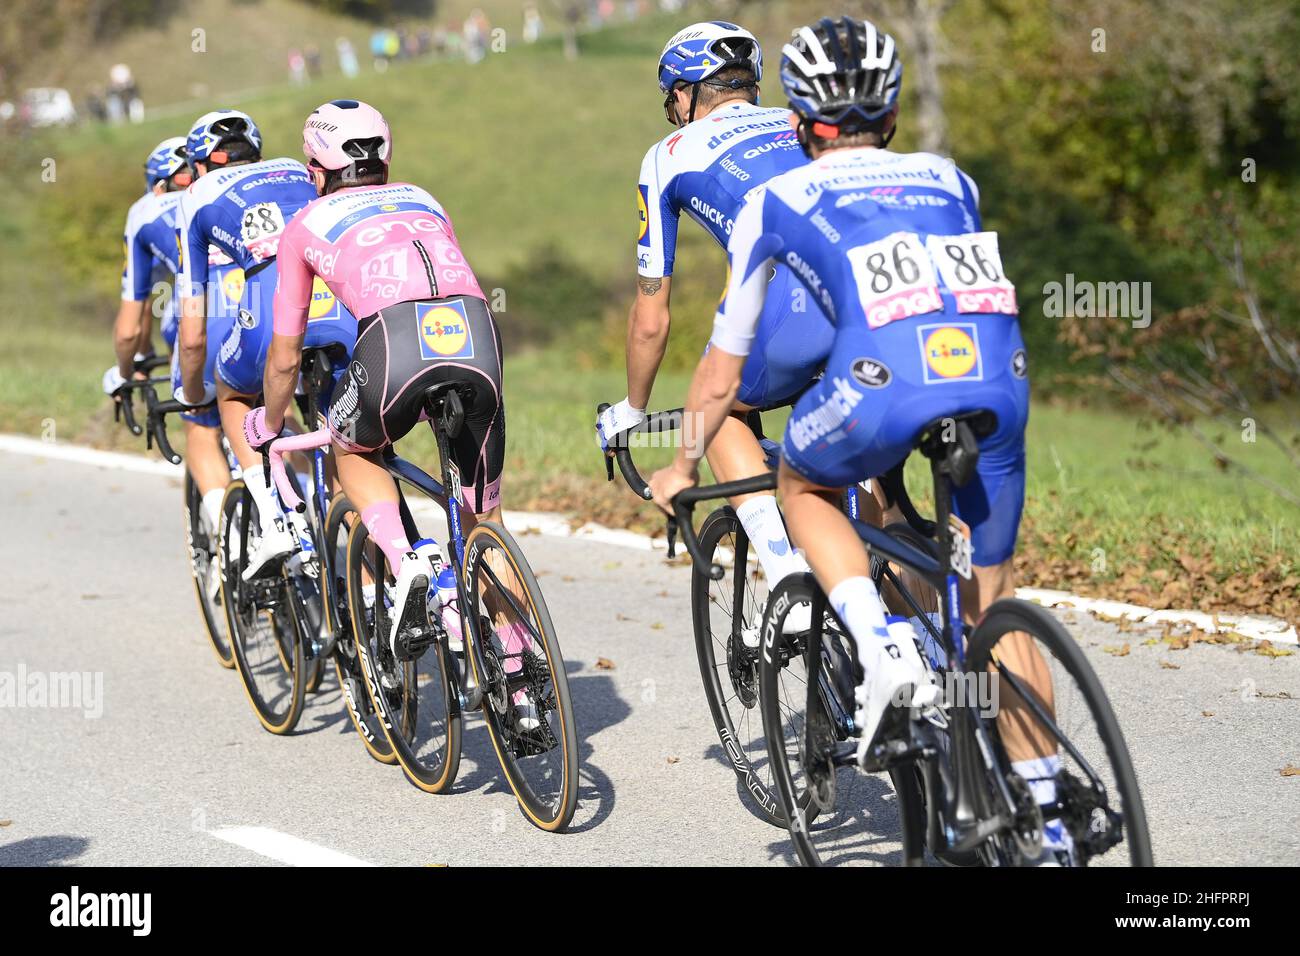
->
[1103, 643, 1131, 657]
[594, 657, 616, 671]
[1160, 661, 1180, 670]
[1254, 641, 1295, 659]
[1281, 765, 1299, 777]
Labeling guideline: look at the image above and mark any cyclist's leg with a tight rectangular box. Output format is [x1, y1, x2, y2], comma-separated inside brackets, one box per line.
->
[942, 325, 1057, 770]
[171, 311, 232, 529]
[779, 327, 942, 723]
[707, 263, 834, 586]
[215, 269, 288, 545]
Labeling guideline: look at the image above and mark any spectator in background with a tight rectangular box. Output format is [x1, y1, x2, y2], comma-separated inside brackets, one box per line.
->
[84, 86, 107, 123]
[463, 9, 489, 64]
[523, 3, 543, 44]
[337, 37, 359, 78]
[370, 29, 390, 72]
[305, 44, 322, 80]
[107, 64, 142, 124]
[288, 48, 306, 85]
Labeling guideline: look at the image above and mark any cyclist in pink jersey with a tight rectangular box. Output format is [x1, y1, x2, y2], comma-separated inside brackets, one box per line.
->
[244, 100, 532, 724]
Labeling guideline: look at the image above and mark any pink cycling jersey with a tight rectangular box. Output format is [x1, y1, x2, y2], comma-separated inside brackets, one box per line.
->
[273, 181, 485, 336]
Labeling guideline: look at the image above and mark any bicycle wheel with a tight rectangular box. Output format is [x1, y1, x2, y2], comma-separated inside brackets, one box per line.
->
[760, 574, 922, 867]
[184, 471, 234, 668]
[690, 506, 785, 826]
[464, 521, 578, 832]
[349, 518, 461, 792]
[221, 479, 307, 735]
[965, 599, 1152, 866]
[325, 494, 395, 764]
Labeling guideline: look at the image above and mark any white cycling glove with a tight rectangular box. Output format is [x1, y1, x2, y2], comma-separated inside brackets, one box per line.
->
[174, 382, 218, 407]
[102, 366, 128, 397]
[596, 398, 646, 452]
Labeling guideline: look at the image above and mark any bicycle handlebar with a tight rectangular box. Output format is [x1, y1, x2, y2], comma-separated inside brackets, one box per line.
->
[596, 403, 684, 501]
[265, 428, 332, 513]
[669, 473, 777, 581]
[144, 398, 189, 465]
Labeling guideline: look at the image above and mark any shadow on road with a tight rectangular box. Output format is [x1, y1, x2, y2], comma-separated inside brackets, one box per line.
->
[0, 835, 90, 866]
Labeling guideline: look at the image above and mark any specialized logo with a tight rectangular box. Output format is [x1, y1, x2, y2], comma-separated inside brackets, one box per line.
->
[637, 185, 650, 247]
[850, 357, 892, 389]
[1011, 348, 1027, 379]
[919, 323, 982, 384]
[417, 299, 474, 360]
[307, 277, 340, 321]
[221, 267, 245, 305]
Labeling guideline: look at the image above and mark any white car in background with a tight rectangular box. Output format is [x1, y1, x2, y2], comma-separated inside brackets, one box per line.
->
[20, 88, 77, 128]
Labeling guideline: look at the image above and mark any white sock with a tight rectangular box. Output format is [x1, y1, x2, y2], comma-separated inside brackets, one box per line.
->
[734, 496, 808, 584]
[241, 464, 283, 535]
[1012, 754, 1062, 805]
[200, 488, 225, 536]
[827, 576, 891, 671]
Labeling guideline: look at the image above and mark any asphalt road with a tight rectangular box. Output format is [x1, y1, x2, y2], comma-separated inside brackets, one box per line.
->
[1, 449, 1297, 866]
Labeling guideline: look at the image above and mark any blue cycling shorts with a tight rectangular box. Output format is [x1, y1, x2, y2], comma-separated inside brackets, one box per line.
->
[701, 262, 833, 409]
[781, 314, 1030, 565]
[216, 260, 357, 398]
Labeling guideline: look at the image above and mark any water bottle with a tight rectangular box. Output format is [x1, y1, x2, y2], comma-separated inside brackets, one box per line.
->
[436, 565, 462, 651]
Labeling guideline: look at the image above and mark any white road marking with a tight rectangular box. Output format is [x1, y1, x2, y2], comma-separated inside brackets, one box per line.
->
[208, 826, 376, 866]
[4, 433, 1295, 645]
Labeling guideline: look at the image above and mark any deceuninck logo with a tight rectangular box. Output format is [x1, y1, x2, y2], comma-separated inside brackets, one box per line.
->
[417, 299, 474, 360]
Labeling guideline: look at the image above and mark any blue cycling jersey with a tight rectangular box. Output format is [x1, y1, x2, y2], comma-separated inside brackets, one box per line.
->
[637, 102, 808, 278]
[176, 157, 318, 297]
[711, 147, 1000, 350]
[638, 101, 835, 406]
[121, 191, 183, 304]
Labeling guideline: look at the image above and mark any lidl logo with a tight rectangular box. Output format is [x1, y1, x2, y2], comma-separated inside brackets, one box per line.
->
[221, 268, 245, 305]
[919, 323, 982, 384]
[417, 300, 474, 360]
[308, 276, 340, 321]
[637, 185, 650, 247]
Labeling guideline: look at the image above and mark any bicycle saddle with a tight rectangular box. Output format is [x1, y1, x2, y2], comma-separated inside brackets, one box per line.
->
[915, 409, 998, 488]
[421, 381, 477, 440]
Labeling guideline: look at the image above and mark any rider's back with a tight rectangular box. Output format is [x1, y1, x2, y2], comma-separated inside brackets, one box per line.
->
[638, 101, 807, 277]
[273, 181, 484, 334]
[177, 157, 317, 293]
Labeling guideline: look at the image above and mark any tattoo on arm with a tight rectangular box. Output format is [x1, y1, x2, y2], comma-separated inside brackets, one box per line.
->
[638, 276, 663, 297]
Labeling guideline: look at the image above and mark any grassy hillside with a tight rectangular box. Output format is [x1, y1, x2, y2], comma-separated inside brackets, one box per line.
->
[16, 0, 579, 109]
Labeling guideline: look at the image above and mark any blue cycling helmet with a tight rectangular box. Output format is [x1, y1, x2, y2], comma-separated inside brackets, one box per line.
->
[781, 17, 902, 138]
[144, 136, 189, 190]
[185, 108, 262, 169]
[658, 20, 762, 94]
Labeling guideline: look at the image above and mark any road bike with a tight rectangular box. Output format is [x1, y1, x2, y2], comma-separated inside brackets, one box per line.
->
[273, 380, 579, 830]
[669, 409, 1153, 866]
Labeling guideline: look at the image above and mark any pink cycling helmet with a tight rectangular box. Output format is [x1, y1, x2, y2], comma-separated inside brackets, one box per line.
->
[302, 99, 391, 177]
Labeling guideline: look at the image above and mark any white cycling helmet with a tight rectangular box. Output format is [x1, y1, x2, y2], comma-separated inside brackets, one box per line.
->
[302, 99, 391, 182]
